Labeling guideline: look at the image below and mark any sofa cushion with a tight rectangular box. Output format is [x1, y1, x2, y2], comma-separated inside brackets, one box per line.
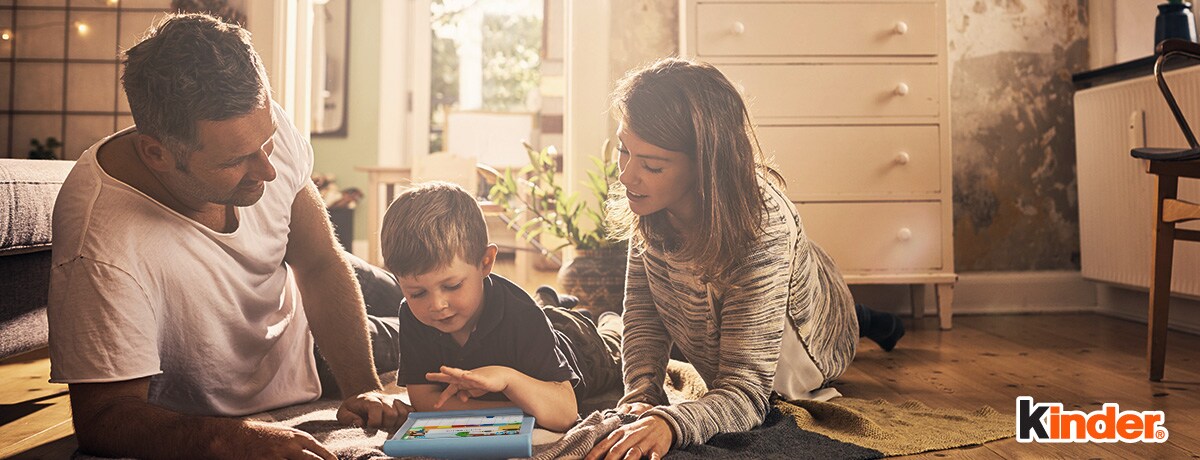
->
[0, 251, 53, 358]
[0, 159, 75, 255]
[0, 159, 73, 360]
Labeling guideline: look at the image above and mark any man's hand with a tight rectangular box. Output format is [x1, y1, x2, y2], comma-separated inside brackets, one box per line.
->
[220, 421, 336, 460]
[425, 366, 512, 408]
[336, 391, 413, 435]
[585, 415, 674, 460]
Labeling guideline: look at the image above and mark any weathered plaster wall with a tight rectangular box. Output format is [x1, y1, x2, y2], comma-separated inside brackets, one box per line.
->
[610, 0, 1088, 272]
[610, 0, 678, 85]
[948, 0, 1087, 271]
[608, 0, 678, 139]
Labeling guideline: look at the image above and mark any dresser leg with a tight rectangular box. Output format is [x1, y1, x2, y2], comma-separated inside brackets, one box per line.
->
[936, 282, 954, 330]
[909, 284, 926, 320]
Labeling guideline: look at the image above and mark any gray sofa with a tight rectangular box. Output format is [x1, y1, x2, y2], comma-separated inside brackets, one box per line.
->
[0, 159, 75, 360]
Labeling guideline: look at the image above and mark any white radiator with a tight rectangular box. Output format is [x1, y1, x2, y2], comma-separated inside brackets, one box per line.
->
[1075, 66, 1200, 298]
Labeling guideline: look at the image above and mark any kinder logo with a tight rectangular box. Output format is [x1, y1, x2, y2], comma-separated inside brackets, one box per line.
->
[1016, 397, 1168, 443]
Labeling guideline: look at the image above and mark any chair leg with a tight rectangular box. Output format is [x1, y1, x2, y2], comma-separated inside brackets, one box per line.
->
[1149, 174, 1178, 382]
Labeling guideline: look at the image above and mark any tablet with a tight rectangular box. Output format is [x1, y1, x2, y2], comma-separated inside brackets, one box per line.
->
[382, 407, 535, 459]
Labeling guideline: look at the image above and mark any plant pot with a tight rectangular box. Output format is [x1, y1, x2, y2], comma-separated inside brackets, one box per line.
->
[557, 245, 628, 314]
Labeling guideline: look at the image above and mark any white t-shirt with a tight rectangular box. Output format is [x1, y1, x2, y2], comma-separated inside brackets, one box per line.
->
[775, 322, 841, 402]
[47, 102, 321, 417]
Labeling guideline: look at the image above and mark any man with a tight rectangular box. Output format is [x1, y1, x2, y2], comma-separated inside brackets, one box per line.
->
[47, 14, 405, 459]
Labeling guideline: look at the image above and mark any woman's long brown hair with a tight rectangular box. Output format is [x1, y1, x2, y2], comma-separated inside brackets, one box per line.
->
[607, 58, 781, 287]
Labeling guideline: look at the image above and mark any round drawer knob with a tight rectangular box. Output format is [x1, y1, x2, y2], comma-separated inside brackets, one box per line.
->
[894, 21, 909, 35]
[897, 228, 913, 241]
[894, 151, 911, 165]
[894, 83, 910, 96]
[731, 21, 746, 35]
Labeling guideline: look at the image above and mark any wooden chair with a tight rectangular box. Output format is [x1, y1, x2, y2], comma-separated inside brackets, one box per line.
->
[1130, 39, 1200, 381]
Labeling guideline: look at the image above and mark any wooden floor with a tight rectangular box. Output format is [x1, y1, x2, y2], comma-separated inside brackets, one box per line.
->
[2, 313, 1198, 459]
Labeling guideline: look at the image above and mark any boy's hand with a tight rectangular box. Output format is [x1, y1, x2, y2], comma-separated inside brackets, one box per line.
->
[425, 366, 512, 408]
[336, 391, 413, 435]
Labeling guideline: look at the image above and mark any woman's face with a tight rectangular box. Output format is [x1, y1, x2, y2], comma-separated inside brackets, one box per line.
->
[616, 124, 699, 224]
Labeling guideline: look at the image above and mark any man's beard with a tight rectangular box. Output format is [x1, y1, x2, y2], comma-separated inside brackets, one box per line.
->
[169, 170, 265, 207]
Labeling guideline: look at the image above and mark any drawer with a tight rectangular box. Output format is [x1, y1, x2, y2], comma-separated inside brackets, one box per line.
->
[757, 125, 941, 198]
[797, 201, 941, 272]
[718, 64, 939, 118]
[695, 2, 938, 57]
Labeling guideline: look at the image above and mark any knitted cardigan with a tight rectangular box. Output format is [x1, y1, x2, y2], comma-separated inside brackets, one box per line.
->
[618, 178, 859, 447]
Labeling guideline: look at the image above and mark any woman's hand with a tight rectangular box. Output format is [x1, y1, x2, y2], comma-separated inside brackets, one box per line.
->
[425, 365, 511, 408]
[585, 414, 674, 460]
[616, 402, 655, 417]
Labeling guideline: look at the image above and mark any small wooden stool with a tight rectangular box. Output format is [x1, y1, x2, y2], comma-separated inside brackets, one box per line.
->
[1131, 39, 1200, 382]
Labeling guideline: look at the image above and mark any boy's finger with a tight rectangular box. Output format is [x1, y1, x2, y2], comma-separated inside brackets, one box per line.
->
[461, 371, 487, 385]
[425, 372, 453, 383]
[435, 383, 459, 408]
[442, 366, 473, 379]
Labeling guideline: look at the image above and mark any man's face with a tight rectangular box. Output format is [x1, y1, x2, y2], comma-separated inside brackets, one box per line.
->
[162, 105, 279, 207]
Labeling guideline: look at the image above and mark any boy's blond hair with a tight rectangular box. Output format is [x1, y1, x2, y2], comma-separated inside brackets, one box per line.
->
[380, 181, 489, 277]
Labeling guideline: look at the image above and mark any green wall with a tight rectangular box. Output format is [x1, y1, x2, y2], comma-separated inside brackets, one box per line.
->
[311, 0, 382, 245]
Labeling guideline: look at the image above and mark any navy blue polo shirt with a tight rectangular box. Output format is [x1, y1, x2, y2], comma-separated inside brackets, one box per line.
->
[398, 274, 582, 401]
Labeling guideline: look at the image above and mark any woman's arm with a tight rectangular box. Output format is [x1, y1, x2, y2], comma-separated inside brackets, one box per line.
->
[645, 216, 793, 448]
[617, 242, 672, 408]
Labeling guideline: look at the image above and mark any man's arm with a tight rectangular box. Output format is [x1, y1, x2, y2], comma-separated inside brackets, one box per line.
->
[420, 366, 579, 432]
[285, 183, 381, 395]
[286, 183, 411, 430]
[69, 378, 334, 459]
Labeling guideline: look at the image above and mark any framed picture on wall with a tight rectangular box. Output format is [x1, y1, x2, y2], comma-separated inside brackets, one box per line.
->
[312, 0, 350, 137]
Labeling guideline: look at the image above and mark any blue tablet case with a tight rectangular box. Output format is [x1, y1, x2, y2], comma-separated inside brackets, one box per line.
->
[382, 407, 535, 459]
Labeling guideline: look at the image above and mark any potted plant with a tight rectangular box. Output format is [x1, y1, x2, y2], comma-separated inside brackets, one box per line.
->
[489, 141, 628, 314]
[29, 137, 62, 160]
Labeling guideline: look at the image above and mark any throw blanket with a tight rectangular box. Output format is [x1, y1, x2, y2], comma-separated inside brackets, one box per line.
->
[74, 361, 1012, 459]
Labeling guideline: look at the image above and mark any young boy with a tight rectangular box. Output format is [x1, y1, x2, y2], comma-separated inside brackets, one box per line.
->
[379, 182, 623, 432]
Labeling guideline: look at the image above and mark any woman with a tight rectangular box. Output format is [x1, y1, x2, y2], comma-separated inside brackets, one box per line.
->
[585, 58, 903, 459]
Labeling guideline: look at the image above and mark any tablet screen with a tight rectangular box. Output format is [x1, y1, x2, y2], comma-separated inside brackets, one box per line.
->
[401, 413, 525, 440]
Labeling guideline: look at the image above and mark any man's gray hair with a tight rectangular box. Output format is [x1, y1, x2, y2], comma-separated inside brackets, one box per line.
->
[122, 13, 271, 169]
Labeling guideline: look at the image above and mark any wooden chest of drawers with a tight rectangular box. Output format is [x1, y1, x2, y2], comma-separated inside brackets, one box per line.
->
[680, 0, 957, 328]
